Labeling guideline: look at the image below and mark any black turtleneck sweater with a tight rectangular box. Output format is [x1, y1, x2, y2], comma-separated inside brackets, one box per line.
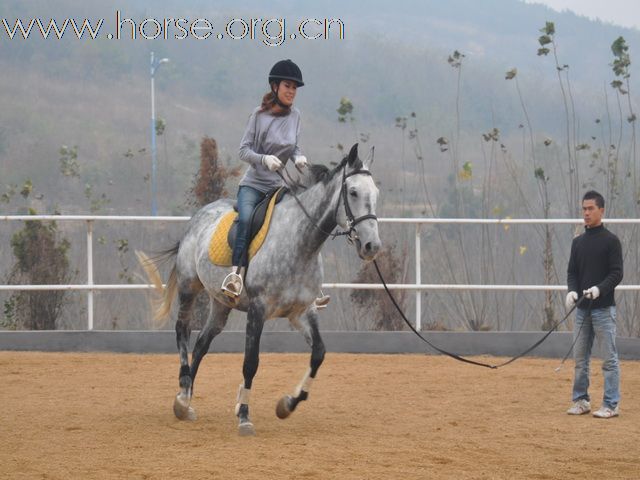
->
[567, 224, 623, 309]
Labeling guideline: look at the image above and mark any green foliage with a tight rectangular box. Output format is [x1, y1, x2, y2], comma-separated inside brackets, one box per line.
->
[482, 128, 500, 142]
[5, 216, 71, 330]
[537, 21, 555, 56]
[534, 167, 548, 181]
[610, 36, 632, 98]
[610, 36, 630, 79]
[2, 184, 17, 203]
[115, 238, 129, 253]
[538, 35, 552, 47]
[58, 143, 112, 212]
[541, 21, 555, 36]
[337, 97, 354, 123]
[20, 179, 33, 199]
[1, 297, 17, 330]
[114, 238, 134, 283]
[59, 145, 80, 178]
[84, 183, 110, 213]
[611, 36, 628, 57]
[447, 50, 465, 68]
[155, 118, 166, 136]
[459, 161, 473, 181]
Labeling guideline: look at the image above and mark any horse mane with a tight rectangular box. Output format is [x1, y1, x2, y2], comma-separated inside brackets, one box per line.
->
[305, 152, 363, 187]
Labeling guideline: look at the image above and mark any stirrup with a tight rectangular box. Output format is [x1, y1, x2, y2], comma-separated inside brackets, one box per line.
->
[221, 272, 243, 298]
[314, 294, 331, 310]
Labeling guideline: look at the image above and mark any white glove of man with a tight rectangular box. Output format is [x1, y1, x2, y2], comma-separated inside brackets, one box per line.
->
[262, 155, 283, 172]
[583, 286, 600, 300]
[565, 291, 578, 310]
[294, 155, 308, 168]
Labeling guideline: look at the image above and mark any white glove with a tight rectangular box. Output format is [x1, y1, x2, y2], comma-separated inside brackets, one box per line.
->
[294, 155, 308, 168]
[262, 155, 283, 172]
[583, 286, 600, 300]
[565, 291, 578, 310]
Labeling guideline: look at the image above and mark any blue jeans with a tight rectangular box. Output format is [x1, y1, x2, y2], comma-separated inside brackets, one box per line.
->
[232, 186, 266, 267]
[572, 306, 620, 408]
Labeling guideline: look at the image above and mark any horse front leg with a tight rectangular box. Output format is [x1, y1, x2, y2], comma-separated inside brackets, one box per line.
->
[277, 307, 326, 419]
[236, 302, 265, 436]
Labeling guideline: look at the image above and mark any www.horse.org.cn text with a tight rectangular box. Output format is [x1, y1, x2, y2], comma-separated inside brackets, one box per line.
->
[1, 11, 346, 46]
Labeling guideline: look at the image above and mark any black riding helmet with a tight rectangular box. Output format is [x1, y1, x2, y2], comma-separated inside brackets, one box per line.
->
[268, 59, 304, 87]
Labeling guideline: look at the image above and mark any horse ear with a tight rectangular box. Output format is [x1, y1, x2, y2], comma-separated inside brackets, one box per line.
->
[347, 143, 359, 167]
[363, 146, 375, 170]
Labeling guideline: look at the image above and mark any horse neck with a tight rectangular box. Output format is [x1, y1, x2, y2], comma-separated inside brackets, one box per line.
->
[287, 172, 342, 254]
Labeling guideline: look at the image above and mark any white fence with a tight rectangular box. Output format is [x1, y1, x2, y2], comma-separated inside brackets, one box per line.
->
[2, 215, 640, 331]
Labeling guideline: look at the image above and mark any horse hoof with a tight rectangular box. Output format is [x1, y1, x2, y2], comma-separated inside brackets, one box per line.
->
[276, 395, 293, 419]
[238, 421, 256, 436]
[173, 393, 197, 421]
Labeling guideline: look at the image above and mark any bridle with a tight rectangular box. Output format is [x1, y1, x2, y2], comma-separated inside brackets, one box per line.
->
[336, 167, 379, 244]
[277, 165, 378, 242]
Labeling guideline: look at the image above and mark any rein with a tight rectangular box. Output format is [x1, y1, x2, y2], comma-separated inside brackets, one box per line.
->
[281, 165, 581, 369]
[372, 259, 591, 369]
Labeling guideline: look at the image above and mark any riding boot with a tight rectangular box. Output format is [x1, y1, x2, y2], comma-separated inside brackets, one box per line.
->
[221, 266, 244, 298]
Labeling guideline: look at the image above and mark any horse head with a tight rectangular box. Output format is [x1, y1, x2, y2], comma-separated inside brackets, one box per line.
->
[336, 143, 382, 261]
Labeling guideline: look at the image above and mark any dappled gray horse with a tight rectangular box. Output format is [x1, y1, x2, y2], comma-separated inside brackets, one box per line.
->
[139, 144, 381, 436]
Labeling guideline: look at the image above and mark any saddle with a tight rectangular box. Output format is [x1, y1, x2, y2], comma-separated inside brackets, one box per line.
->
[208, 187, 287, 266]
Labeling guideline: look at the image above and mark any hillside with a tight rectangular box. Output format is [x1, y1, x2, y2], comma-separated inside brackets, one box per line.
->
[1, 0, 638, 216]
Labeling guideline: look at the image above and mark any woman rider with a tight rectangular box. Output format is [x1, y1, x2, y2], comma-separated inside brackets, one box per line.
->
[221, 59, 309, 298]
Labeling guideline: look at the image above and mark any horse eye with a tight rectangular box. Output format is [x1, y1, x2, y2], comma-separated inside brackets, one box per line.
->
[349, 190, 358, 198]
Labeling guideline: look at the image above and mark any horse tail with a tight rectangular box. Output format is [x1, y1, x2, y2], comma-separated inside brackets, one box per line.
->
[135, 243, 179, 325]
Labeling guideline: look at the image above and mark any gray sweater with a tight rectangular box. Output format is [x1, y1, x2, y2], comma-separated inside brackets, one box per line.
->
[238, 106, 302, 193]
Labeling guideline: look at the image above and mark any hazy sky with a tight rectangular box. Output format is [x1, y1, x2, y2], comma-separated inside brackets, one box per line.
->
[524, 0, 640, 30]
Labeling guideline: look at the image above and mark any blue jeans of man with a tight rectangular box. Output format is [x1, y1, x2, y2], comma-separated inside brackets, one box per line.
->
[572, 306, 620, 409]
[232, 185, 266, 267]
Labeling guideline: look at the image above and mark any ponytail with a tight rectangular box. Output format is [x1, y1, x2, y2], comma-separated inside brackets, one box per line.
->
[259, 82, 290, 116]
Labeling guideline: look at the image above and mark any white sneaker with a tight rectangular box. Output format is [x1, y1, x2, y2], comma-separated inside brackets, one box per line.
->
[566, 399, 591, 415]
[592, 405, 619, 418]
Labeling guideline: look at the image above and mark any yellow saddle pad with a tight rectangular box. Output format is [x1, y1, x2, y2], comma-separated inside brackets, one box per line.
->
[208, 189, 282, 266]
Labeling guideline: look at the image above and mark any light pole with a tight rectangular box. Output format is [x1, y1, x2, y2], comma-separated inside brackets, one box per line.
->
[150, 51, 169, 216]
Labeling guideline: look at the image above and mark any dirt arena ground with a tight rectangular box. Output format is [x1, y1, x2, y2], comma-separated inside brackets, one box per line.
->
[1, 352, 639, 479]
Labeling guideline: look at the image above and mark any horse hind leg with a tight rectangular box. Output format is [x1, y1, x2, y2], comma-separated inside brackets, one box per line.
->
[173, 288, 199, 421]
[189, 298, 231, 390]
[277, 308, 326, 419]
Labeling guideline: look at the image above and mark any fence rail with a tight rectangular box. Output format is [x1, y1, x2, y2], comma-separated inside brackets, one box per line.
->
[2, 215, 640, 331]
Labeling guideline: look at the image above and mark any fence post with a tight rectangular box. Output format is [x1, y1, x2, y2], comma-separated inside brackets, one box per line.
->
[87, 220, 94, 330]
[415, 224, 421, 330]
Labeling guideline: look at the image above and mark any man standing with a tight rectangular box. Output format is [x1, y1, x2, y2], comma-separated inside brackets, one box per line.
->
[565, 190, 623, 418]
